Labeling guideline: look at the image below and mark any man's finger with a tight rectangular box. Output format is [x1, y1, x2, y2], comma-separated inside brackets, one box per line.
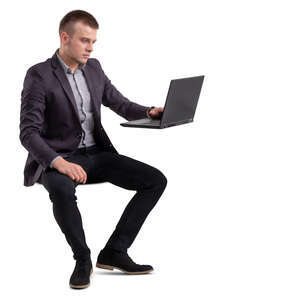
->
[82, 171, 87, 183]
[80, 169, 86, 183]
[80, 168, 87, 183]
[74, 168, 83, 182]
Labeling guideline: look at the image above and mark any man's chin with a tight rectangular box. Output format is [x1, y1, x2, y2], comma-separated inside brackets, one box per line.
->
[74, 58, 86, 65]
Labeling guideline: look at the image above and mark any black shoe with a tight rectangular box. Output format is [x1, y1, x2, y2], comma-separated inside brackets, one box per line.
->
[96, 247, 153, 275]
[69, 258, 93, 289]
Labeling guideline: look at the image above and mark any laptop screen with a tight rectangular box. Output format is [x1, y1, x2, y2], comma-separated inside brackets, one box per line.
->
[161, 75, 204, 126]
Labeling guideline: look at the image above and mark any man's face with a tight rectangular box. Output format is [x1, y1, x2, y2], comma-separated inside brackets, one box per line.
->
[61, 21, 97, 65]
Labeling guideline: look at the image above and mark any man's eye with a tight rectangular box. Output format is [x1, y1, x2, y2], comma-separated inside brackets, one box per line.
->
[82, 39, 95, 44]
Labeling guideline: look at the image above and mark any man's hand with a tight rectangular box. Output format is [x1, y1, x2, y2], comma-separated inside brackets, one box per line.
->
[53, 157, 87, 184]
[148, 107, 164, 119]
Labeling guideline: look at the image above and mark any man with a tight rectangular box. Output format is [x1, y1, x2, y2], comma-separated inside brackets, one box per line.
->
[19, 10, 167, 289]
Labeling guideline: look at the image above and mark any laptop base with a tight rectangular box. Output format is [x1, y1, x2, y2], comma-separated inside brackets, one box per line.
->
[120, 118, 193, 129]
[120, 118, 161, 129]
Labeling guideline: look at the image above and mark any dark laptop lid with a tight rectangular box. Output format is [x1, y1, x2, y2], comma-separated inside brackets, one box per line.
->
[160, 75, 204, 126]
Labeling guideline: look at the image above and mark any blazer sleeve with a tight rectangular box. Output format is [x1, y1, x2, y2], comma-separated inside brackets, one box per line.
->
[19, 67, 60, 169]
[94, 59, 152, 121]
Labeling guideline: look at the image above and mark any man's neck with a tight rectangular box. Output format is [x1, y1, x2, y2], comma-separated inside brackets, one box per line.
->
[58, 48, 78, 73]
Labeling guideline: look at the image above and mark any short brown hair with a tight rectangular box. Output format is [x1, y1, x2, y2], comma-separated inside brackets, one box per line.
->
[59, 10, 99, 38]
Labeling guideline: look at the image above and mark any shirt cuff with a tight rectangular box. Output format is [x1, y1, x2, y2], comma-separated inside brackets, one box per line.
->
[50, 155, 62, 168]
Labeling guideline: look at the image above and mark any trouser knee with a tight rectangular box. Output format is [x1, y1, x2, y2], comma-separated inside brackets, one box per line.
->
[49, 184, 77, 205]
[150, 168, 168, 191]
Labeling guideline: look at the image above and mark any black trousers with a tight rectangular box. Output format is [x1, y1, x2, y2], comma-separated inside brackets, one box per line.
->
[38, 145, 167, 261]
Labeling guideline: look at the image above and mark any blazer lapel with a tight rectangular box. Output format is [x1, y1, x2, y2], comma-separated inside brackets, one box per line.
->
[51, 49, 81, 125]
[81, 65, 99, 113]
[51, 49, 100, 122]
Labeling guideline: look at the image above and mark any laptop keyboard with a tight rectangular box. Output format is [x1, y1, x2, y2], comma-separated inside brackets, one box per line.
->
[128, 118, 161, 125]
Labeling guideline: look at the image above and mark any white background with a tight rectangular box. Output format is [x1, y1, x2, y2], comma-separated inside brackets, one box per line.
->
[1, 0, 300, 298]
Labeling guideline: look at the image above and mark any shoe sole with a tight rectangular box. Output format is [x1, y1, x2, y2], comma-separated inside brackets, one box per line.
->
[96, 263, 153, 275]
[69, 268, 93, 289]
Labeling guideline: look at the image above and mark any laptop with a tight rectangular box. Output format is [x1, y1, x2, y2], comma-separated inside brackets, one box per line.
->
[120, 75, 204, 129]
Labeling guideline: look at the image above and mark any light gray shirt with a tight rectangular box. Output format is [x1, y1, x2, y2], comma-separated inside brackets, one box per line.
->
[50, 50, 96, 167]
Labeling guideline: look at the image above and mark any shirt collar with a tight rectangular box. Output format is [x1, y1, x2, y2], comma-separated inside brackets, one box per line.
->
[56, 49, 86, 74]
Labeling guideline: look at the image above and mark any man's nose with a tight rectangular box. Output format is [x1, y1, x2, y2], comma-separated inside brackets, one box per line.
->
[87, 43, 93, 52]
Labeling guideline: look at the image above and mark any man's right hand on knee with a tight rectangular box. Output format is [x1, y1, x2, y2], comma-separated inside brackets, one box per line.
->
[53, 158, 87, 184]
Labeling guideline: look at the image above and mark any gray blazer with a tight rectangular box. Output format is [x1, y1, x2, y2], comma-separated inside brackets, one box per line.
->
[19, 49, 151, 187]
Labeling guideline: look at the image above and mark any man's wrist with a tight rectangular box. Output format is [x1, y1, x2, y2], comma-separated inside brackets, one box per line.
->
[146, 106, 155, 119]
[50, 155, 62, 168]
